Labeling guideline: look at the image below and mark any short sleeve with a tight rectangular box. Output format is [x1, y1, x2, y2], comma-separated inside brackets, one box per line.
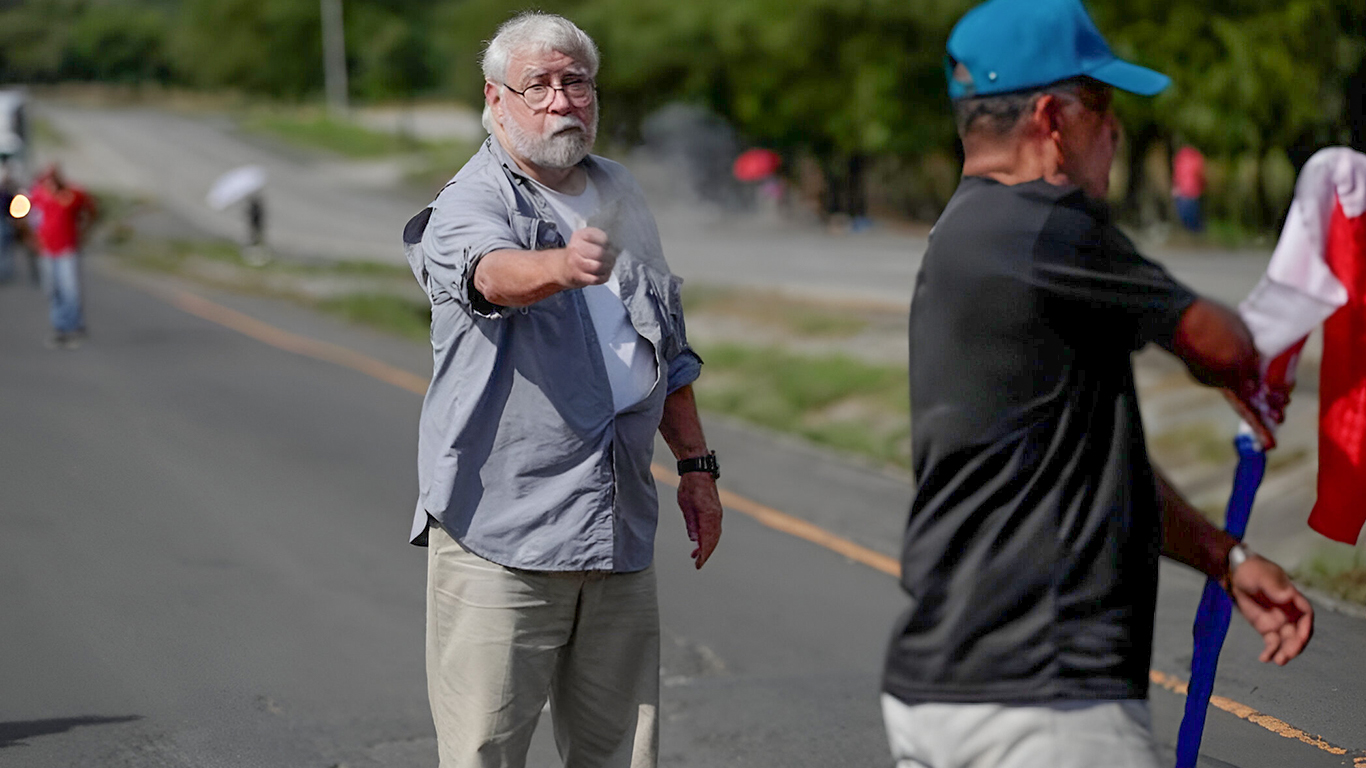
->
[1030, 201, 1197, 347]
[419, 179, 527, 319]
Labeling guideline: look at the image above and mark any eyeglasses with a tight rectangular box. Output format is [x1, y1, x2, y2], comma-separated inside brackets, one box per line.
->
[502, 80, 596, 110]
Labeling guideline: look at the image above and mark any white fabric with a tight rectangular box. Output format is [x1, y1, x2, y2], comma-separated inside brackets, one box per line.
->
[426, 523, 660, 768]
[1240, 147, 1366, 361]
[1241, 278, 1337, 362]
[536, 177, 658, 412]
[881, 694, 1161, 768]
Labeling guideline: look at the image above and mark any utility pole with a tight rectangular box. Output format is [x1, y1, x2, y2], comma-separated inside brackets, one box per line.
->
[321, 0, 349, 115]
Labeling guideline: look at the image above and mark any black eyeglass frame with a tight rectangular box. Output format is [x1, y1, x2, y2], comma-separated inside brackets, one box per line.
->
[501, 80, 597, 110]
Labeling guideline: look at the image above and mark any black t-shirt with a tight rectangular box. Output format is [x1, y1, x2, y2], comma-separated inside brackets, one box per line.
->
[882, 176, 1197, 704]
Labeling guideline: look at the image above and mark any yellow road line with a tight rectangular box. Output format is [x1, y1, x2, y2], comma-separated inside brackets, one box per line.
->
[1149, 670, 1350, 756]
[155, 284, 1352, 759]
[167, 289, 430, 396]
[650, 464, 901, 577]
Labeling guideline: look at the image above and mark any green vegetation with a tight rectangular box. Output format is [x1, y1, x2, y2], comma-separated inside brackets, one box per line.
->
[30, 115, 68, 147]
[104, 223, 427, 339]
[1148, 421, 1237, 468]
[683, 285, 869, 338]
[316, 293, 430, 341]
[1200, 218, 1276, 251]
[1295, 547, 1366, 605]
[106, 230, 244, 274]
[241, 111, 422, 158]
[692, 342, 910, 469]
[1, 0, 1360, 230]
[233, 108, 479, 191]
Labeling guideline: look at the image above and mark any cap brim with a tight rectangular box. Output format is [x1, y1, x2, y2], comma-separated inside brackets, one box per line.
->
[1087, 58, 1170, 96]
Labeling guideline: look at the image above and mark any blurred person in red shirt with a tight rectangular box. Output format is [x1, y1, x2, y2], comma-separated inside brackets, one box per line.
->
[27, 164, 96, 348]
[1173, 145, 1206, 233]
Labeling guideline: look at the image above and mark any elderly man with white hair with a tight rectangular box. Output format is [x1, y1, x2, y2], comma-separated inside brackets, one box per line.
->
[401, 12, 723, 768]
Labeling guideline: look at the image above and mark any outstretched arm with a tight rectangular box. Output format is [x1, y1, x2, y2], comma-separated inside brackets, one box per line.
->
[1157, 470, 1313, 665]
[472, 226, 614, 307]
[658, 384, 722, 569]
[1167, 297, 1282, 447]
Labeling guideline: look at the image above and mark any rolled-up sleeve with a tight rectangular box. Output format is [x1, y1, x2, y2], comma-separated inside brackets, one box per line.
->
[667, 348, 702, 393]
[422, 176, 525, 319]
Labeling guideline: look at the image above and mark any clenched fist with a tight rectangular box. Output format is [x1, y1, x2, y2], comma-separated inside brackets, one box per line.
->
[560, 227, 615, 288]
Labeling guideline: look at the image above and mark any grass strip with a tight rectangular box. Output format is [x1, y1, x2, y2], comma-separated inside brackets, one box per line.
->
[683, 284, 870, 338]
[316, 293, 431, 342]
[692, 342, 910, 470]
[240, 112, 422, 158]
[1294, 549, 1366, 605]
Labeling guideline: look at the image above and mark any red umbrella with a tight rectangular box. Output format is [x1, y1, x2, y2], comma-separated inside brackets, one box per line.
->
[732, 148, 782, 182]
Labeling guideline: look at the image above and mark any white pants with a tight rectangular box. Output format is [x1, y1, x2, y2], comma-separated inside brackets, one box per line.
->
[426, 523, 660, 768]
[881, 694, 1162, 768]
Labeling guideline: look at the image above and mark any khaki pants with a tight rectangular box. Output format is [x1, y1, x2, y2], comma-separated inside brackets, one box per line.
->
[426, 523, 660, 768]
[881, 694, 1162, 768]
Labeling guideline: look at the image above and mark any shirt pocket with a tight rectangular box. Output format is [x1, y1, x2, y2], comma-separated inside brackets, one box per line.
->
[510, 212, 565, 251]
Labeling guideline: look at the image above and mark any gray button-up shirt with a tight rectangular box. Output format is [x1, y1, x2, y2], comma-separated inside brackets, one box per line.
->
[403, 136, 702, 572]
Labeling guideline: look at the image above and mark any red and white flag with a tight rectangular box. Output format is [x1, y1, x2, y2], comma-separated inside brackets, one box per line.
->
[1239, 147, 1366, 544]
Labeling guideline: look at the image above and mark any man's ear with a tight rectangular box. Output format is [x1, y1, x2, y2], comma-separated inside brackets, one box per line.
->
[1035, 93, 1066, 142]
[484, 81, 502, 117]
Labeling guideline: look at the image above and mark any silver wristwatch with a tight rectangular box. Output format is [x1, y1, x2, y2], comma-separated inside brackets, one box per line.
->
[1227, 542, 1253, 577]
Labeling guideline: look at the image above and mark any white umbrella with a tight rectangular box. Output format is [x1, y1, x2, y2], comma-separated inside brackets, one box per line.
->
[206, 165, 267, 211]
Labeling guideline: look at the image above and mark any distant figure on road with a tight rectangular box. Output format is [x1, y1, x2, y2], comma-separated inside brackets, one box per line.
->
[246, 192, 265, 248]
[1173, 144, 1207, 233]
[402, 13, 722, 768]
[243, 192, 269, 267]
[882, 1, 1314, 767]
[27, 164, 96, 348]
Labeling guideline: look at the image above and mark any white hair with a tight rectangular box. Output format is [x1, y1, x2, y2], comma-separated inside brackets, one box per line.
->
[480, 12, 600, 134]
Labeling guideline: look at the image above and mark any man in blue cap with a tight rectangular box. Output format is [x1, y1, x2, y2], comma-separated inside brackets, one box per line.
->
[881, 1, 1314, 765]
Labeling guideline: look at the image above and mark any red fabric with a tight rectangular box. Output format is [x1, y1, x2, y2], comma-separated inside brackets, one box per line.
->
[1264, 338, 1308, 394]
[1309, 200, 1366, 543]
[1172, 146, 1206, 198]
[28, 183, 91, 256]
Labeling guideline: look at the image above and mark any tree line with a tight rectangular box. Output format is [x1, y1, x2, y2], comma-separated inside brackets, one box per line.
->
[1, 0, 1361, 228]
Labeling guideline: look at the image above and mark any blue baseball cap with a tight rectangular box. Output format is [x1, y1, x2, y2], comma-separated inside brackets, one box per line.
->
[946, 0, 1170, 99]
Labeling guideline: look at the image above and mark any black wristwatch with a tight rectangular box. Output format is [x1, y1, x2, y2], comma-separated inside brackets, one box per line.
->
[677, 450, 720, 480]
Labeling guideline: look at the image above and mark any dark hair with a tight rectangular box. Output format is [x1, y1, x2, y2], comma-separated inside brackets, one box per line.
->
[951, 76, 1091, 139]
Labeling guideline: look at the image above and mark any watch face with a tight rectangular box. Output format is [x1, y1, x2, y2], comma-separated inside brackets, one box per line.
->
[703, 454, 719, 478]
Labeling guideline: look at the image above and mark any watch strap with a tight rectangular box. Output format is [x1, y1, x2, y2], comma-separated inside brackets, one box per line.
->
[677, 450, 719, 479]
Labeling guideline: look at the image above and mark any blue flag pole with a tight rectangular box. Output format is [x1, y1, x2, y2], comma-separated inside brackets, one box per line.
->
[1174, 431, 1267, 767]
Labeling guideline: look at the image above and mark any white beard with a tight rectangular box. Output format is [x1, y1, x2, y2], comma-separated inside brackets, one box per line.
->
[502, 109, 598, 169]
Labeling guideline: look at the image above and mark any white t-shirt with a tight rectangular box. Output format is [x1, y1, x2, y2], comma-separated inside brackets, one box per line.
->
[534, 177, 658, 412]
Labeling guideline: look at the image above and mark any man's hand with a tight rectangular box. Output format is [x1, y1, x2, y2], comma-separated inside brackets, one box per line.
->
[677, 472, 722, 569]
[1228, 555, 1314, 665]
[1222, 384, 1282, 450]
[560, 226, 615, 288]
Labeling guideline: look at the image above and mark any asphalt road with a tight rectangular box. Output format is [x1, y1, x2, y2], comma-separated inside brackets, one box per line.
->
[2, 262, 1363, 767]
[38, 103, 418, 264]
